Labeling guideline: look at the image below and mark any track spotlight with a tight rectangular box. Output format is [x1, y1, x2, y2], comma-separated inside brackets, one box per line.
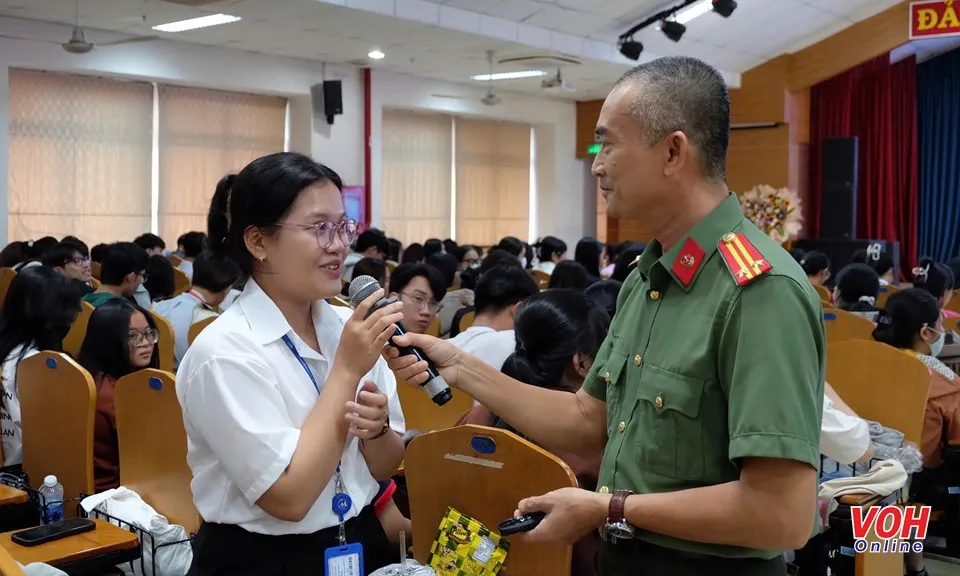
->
[712, 0, 737, 18]
[660, 20, 686, 42]
[618, 37, 643, 61]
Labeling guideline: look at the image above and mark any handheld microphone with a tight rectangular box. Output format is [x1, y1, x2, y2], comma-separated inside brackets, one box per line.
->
[348, 275, 453, 406]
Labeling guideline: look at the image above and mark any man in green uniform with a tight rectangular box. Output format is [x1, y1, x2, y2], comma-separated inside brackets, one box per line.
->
[387, 56, 824, 575]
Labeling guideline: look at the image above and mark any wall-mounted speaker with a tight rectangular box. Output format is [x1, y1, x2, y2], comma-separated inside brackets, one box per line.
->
[310, 80, 343, 125]
[820, 137, 858, 240]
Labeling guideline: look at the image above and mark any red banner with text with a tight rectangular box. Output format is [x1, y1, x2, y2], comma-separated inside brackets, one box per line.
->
[911, 0, 960, 39]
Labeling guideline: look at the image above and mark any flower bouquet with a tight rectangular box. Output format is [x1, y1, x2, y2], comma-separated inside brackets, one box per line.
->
[740, 185, 803, 244]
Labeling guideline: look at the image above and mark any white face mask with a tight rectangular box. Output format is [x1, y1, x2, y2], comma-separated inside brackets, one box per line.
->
[930, 328, 946, 357]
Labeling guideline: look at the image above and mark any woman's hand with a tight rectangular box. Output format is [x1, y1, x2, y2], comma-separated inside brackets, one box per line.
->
[384, 333, 462, 388]
[335, 289, 404, 381]
[346, 381, 390, 439]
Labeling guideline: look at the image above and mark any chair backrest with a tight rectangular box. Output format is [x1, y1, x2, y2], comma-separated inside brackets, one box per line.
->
[823, 309, 875, 343]
[813, 284, 831, 303]
[146, 309, 176, 373]
[172, 268, 190, 297]
[947, 292, 960, 316]
[90, 278, 101, 290]
[0, 545, 25, 576]
[532, 270, 550, 290]
[405, 425, 576, 575]
[0, 267, 15, 310]
[457, 310, 476, 335]
[90, 261, 101, 281]
[62, 301, 95, 359]
[19, 352, 96, 508]
[826, 340, 931, 446]
[875, 284, 899, 309]
[187, 315, 217, 347]
[167, 254, 183, 267]
[115, 369, 200, 534]
[395, 374, 474, 433]
[427, 316, 442, 338]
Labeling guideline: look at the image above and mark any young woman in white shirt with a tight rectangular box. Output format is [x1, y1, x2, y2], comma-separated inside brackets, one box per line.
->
[177, 153, 407, 575]
[0, 266, 82, 468]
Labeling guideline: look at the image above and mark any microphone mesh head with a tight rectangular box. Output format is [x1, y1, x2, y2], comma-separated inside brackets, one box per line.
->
[348, 275, 382, 307]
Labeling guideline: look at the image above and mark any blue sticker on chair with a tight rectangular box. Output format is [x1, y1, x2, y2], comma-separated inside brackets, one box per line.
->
[148, 377, 162, 391]
[45, 357, 57, 369]
[823, 312, 837, 321]
[471, 435, 496, 454]
[879, 286, 889, 293]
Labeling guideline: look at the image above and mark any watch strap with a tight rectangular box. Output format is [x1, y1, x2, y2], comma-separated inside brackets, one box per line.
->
[608, 490, 632, 523]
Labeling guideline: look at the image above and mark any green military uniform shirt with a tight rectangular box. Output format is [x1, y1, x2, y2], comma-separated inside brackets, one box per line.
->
[583, 193, 825, 559]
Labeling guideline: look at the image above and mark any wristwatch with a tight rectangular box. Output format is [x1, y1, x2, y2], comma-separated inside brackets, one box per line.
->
[604, 490, 636, 541]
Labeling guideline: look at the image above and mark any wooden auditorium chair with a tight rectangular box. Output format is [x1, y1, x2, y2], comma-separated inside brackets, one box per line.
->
[62, 301, 95, 359]
[875, 284, 899, 309]
[404, 425, 577, 575]
[0, 268, 15, 311]
[532, 270, 550, 290]
[187, 315, 217, 347]
[18, 353, 96, 514]
[115, 369, 200, 534]
[171, 268, 191, 297]
[146, 310, 175, 373]
[0, 545, 24, 576]
[823, 309, 876, 344]
[394, 375, 474, 433]
[89, 261, 101, 281]
[813, 284, 831, 303]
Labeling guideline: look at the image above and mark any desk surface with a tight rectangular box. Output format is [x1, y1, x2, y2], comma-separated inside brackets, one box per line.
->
[0, 519, 138, 567]
[0, 486, 28, 506]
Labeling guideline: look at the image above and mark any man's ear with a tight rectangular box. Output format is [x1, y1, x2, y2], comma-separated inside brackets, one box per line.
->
[508, 302, 522, 319]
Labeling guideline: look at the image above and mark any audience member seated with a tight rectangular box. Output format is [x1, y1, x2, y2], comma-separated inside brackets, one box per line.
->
[423, 238, 443, 259]
[0, 267, 82, 468]
[584, 279, 622, 319]
[800, 250, 831, 286]
[448, 265, 538, 373]
[912, 257, 958, 319]
[442, 238, 458, 255]
[458, 289, 610, 576]
[873, 287, 960, 576]
[454, 245, 480, 271]
[134, 233, 167, 257]
[387, 238, 402, 263]
[428, 252, 474, 336]
[611, 242, 646, 283]
[78, 299, 160, 492]
[90, 243, 109, 264]
[574, 237, 603, 285]
[480, 249, 524, 273]
[400, 242, 424, 264]
[533, 236, 567, 275]
[0, 240, 30, 269]
[821, 382, 873, 465]
[789, 247, 806, 264]
[61, 236, 90, 259]
[41, 241, 94, 295]
[873, 288, 960, 467]
[523, 242, 534, 271]
[82, 242, 149, 308]
[176, 231, 207, 281]
[343, 229, 389, 281]
[12, 236, 57, 271]
[866, 251, 895, 286]
[495, 236, 527, 266]
[345, 257, 389, 296]
[389, 263, 445, 334]
[600, 242, 624, 279]
[145, 254, 176, 302]
[832, 263, 880, 320]
[548, 261, 591, 291]
[155, 252, 239, 370]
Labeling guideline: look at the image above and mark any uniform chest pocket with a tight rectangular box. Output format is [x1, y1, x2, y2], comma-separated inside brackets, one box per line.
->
[599, 348, 630, 435]
[634, 365, 706, 480]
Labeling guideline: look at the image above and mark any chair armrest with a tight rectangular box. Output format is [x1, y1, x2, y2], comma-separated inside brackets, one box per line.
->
[838, 492, 886, 507]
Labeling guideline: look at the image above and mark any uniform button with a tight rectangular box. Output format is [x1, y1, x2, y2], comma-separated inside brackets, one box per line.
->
[634, 355, 642, 366]
[617, 422, 626, 433]
[655, 396, 664, 409]
[599, 486, 610, 494]
[603, 371, 611, 384]
[722, 232, 737, 243]
[649, 290, 660, 301]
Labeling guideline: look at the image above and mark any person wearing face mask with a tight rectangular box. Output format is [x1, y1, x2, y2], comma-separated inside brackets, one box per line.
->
[872, 287, 960, 576]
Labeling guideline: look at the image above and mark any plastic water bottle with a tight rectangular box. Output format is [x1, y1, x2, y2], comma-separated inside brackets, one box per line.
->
[39, 475, 64, 524]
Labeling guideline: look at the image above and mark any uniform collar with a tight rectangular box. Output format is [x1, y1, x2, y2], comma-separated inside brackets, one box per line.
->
[636, 194, 744, 291]
[237, 280, 341, 354]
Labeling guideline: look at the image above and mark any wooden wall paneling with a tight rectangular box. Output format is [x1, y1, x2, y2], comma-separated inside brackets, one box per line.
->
[726, 125, 792, 195]
[576, 100, 604, 159]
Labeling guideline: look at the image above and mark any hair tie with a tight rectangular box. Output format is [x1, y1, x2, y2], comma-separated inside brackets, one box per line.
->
[858, 295, 876, 306]
[877, 311, 892, 325]
[27, 240, 34, 248]
[912, 264, 930, 282]
[799, 259, 807, 266]
[866, 243, 882, 262]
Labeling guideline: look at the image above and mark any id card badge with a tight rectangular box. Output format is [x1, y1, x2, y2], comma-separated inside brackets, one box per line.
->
[325, 543, 364, 576]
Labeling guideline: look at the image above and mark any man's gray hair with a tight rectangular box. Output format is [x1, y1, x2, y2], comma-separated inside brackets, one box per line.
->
[615, 56, 730, 182]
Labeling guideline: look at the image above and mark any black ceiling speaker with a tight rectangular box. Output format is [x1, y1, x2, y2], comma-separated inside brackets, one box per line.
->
[660, 20, 686, 42]
[619, 38, 643, 60]
[712, 0, 738, 18]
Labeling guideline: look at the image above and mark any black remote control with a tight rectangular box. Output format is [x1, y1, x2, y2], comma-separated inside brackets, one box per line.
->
[497, 511, 546, 536]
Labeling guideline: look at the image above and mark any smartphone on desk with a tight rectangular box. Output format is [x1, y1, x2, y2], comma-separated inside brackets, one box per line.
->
[12, 518, 96, 547]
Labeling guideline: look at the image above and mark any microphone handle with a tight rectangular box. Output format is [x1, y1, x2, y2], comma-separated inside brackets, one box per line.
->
[389, 322, 443, 381]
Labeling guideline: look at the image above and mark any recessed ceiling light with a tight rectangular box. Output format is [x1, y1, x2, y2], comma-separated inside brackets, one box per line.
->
[471, 70, 548, 81]
[152, 14, 241, 33]
[674, 0, 713, 25]
[368, 49, 385, 60]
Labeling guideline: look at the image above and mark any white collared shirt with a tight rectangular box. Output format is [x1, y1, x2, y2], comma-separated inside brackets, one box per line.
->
[820, 395, 870, 465]
[155, 291, 210, 371]
[1, 345, 38, 467]
[176, 280, 405, 535]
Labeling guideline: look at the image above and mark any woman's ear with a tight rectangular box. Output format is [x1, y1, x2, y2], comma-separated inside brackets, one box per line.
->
[243, 226, 268, 263]
[572, 353, 593, 379]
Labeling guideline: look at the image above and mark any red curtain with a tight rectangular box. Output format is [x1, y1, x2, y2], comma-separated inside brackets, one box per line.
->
[808, 55, 919, 273]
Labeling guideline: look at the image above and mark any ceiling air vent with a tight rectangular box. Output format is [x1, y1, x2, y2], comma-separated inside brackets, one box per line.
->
[497, 54, 581, 68]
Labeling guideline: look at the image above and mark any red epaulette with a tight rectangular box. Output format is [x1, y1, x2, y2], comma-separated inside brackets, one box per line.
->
[717, 232, 772, 286]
